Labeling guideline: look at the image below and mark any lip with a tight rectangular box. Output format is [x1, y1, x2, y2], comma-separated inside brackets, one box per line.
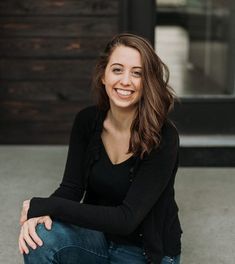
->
[114, 88, 135, 99]
[114, 88, 135, 93]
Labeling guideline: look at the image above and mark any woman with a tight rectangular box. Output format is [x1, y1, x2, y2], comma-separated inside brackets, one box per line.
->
[19, 33, 182, 264]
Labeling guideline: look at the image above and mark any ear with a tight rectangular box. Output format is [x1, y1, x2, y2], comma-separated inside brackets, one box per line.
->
[101, 76, 105, 85]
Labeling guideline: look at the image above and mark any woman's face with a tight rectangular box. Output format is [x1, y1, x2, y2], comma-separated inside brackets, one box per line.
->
[102, 45, 143, 110]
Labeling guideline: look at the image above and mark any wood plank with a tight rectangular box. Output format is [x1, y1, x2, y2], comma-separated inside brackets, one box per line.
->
[0, 37, 109, 58]
[0, 120, 72, 134]
[0, 100, 94, 143]
[0, 133, 70, 144]
[0, 17, 118, 37]
[0, 80, 94, 101]
[0, 121, 73, 144]
[0, 59, 96, 80]
[0, 0, 119, 16]
[0, 100, 92, 122]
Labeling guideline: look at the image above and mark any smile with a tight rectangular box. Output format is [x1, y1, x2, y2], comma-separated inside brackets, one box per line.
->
[114, 88, 135, 96]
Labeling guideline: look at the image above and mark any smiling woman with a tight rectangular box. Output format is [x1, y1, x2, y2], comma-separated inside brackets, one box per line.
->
[19, 33, 182, 264]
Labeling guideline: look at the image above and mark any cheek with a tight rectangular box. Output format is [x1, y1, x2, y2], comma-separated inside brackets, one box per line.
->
[104, 82, 112, 96]
[101, 72, 110, 86]
[103, 75, 119, 88]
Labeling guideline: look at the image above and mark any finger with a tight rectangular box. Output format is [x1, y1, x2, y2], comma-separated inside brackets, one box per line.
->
[23, 200, 30, 212]
[20, 215, 27, 224]
[44, 217, 52, 230]
[22, 223, 37, 250]
[20, 200, 30, 223]
[18, 237, 23, 254]
[23, 199, 30, 206]
[19, 230, 29, 254]
[38, 217, 45, 224]
[20, 213, 27, 226]
[28, 223, 43, 247]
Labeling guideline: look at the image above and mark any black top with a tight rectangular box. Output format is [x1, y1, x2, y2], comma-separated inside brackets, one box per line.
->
[27, 105, 182, 264]
[88, 139, 142, 247]
[88, 139, 135, 205]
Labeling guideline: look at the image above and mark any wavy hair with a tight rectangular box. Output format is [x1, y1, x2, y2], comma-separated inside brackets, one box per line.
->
[92, 33, 176, 159]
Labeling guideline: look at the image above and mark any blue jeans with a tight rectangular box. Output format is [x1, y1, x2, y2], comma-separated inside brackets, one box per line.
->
[24, 221, 180, 264]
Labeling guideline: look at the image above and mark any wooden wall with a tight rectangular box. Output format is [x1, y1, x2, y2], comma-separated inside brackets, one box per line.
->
[0, 0, 119, 144]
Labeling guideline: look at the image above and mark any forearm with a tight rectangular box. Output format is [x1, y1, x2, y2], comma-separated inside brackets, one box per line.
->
[50, 185, 84, 202]
[28, 196, 137, 235]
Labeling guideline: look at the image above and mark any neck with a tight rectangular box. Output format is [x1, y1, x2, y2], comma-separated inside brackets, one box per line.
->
[108, 105, 137, 132]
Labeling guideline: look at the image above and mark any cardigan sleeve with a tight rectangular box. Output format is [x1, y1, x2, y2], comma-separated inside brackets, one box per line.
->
[27, 122, 179, 235]
[48, 108, 92, 202]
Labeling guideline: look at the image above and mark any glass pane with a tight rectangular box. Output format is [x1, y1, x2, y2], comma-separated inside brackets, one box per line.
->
[155, 0, 235, 97]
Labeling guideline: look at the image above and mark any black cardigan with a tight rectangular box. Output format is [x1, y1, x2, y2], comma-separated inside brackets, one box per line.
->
[28, 105, 182, 264]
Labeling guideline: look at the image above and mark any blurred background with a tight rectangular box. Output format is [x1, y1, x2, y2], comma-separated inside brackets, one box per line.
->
[0, 0, 235, 263]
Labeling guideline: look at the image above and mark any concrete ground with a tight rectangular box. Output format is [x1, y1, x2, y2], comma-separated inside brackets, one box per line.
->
[0, 146, 235, 264]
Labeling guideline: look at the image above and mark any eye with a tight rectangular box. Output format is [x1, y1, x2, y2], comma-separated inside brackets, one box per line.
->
[112, 68, 122, 74]
[132, 71, 142, 77]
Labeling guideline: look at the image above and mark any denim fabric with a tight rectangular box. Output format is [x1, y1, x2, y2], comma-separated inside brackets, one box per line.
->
[108, 241, 147, 264]
[23, 221, 180, 264]
[161, 255, 180, 264]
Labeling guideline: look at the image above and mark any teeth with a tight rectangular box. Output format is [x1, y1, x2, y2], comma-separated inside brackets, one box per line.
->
[116, 89, 133, 96]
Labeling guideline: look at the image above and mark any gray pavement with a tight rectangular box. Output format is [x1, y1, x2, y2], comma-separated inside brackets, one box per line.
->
[0, 146, 235, 264]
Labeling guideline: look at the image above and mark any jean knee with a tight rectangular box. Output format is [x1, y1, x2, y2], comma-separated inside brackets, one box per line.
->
[35, 223, 56, 248]
[24, 221, 70, 263]
[23, 222, 110, 264]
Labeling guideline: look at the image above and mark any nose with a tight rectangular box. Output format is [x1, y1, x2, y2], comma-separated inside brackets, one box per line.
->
[120, 72, 131, 86]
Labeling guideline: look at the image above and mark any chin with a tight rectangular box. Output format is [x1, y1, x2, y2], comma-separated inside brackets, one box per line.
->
[111, 99, 138, 110]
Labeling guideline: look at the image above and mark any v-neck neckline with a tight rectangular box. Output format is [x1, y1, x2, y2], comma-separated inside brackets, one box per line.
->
[97, 107, 135, 167]
[100, 138, 134, 167]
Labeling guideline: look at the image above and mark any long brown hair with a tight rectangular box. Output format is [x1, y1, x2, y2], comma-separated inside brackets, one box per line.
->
[92, 33, 175, 159]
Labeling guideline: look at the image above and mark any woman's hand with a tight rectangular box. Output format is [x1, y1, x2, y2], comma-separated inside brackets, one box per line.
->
[20, 199, 30, 226]
[18, 216, 52, 255]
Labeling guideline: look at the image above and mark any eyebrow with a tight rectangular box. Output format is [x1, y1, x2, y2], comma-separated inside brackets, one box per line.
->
[110, 63, 142, 69]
